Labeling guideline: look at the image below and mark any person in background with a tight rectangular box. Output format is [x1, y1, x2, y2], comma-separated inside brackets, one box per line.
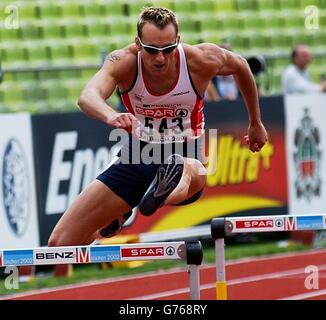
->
[282, 44, 326, 94]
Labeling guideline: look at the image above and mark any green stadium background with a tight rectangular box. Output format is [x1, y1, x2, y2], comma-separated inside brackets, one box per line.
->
[0, 0, 326, 114]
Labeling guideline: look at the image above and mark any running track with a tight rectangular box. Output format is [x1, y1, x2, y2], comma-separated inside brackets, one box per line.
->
[2, 249, 326, 300]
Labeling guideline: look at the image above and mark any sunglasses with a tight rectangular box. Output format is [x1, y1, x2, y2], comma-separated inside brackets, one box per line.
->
[138, 38, 178, 55]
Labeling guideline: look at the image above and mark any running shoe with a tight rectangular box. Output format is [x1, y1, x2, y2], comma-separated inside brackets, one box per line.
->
[99, 211, 132, 238]
[138, 154, 184, 216]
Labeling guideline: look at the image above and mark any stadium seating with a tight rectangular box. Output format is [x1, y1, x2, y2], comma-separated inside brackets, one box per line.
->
[0, 0, 325, 112]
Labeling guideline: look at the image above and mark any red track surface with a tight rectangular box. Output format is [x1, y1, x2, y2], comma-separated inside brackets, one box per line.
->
[2, 249, 326, 300]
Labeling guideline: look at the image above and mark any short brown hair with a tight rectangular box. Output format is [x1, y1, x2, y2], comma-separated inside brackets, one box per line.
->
[137, 7, 178, 38]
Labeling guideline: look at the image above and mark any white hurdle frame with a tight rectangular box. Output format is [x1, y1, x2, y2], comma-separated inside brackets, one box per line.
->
[211, 214, 326, 300]
[0, 241, 203, 300]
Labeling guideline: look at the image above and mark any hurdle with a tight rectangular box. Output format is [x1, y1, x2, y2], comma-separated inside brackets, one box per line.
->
[211, 214, 326, 300]
[0, 240, 203, 300]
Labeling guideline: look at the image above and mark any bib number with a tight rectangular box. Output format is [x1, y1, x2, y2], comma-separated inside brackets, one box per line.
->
[144, 117, 184, 133]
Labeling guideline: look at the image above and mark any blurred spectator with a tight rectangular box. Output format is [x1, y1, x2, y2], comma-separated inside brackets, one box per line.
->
[205, 43, 239, 102]
[282, 44, 326, 94]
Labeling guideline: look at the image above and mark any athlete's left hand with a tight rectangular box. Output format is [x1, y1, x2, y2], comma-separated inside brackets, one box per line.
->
[243, 122, 268, 153]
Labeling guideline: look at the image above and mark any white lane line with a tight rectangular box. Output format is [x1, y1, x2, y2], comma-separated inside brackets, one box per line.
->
[129, 264, 326, 300]
[279, 289, 326, 300]
[225, 249, 326, 266]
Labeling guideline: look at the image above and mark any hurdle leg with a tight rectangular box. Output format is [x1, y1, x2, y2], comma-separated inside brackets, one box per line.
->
[215, 238, 227, 300]
[186, 241, 203, 300]
[188, 264, 201, 300]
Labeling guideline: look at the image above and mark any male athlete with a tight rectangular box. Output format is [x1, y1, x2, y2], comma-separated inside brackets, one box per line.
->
[48, 7, 268, 247]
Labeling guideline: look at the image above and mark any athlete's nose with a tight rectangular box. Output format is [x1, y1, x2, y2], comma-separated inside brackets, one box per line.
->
[155, 51, 165, 63]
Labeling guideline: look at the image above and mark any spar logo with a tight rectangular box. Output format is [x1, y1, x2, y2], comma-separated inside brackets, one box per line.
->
[76, 247, 90, 263]
[135, 106, 188, 119]
[2, 139, 30, 237]
[293, 108, 322, 201]
[236, 219, 274, 229]
[275, 219, 284, 228]
[121, 247, 164, 257]
[166, 246, 175, 256]
[136, 106, 175, 119]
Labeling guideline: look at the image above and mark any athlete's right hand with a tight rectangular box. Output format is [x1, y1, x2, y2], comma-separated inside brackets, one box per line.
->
[106, 112, 141, 134]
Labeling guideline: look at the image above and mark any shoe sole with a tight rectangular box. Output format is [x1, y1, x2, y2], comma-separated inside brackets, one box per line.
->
[99, 211, 133, 238]
[139, 154, 184, 216]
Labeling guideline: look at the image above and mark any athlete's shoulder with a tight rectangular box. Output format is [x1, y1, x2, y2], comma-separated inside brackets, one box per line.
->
[106, 44, 138, 64]
[102, 43, 138, 80]
[182, 43, 226, 77]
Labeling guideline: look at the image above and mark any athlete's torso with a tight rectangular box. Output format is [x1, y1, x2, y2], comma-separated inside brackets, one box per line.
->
[121, 45, 205, 143]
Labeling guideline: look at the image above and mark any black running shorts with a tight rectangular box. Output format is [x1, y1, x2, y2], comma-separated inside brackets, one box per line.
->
[96, 135, 204, 208]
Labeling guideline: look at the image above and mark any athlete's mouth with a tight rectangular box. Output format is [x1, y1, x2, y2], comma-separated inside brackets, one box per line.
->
[154, 64, 165, 69]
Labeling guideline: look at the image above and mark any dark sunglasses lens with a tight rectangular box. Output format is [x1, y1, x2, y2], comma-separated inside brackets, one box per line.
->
[144, 46, 159, 54]
[162, 46, 176, 54]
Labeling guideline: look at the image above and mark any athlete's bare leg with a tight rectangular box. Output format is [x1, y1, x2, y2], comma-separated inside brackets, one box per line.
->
[165, 157, 206, 205]
[48, 180, 131, 246]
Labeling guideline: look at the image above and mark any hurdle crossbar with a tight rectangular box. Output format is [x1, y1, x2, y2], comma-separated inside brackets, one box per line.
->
[211, 214, 326, 300]
[0, 241, 203, 300]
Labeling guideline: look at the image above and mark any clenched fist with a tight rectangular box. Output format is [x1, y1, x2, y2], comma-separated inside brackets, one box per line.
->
[243, 122, 268, 153]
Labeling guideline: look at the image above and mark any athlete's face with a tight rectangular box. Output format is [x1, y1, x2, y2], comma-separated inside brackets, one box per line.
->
[137, 22, 179, 75]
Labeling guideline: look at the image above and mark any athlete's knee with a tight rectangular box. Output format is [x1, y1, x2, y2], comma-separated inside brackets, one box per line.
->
[187, 160, 206, 186]
[184, 158, 207, 176]
[194, 160, 207, 177]
[197, 169, 207, 186]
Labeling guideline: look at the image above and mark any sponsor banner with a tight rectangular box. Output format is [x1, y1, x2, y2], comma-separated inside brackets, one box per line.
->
[0, 251, 3, 266]
[285, 94, 326, 215]
[32, 113, 123, 245]
[296, 215, 324, 231]
[90, 246, 121, 263]
[226, 214, 326, 233]
[3, 249, 33, 266]
[120, 242, 183, 261]
[226, 216, 286, 233]
[33, 247, 77, 265]
[0, 113, 39, 248]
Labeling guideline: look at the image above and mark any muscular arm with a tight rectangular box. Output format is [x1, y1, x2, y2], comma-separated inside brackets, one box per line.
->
[187, 44, 268, 151]
[222, 54, 261, 125]
[77, 54, 118, 124]
[78, 46, 139, 130]
[206, 45, 262, 125]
